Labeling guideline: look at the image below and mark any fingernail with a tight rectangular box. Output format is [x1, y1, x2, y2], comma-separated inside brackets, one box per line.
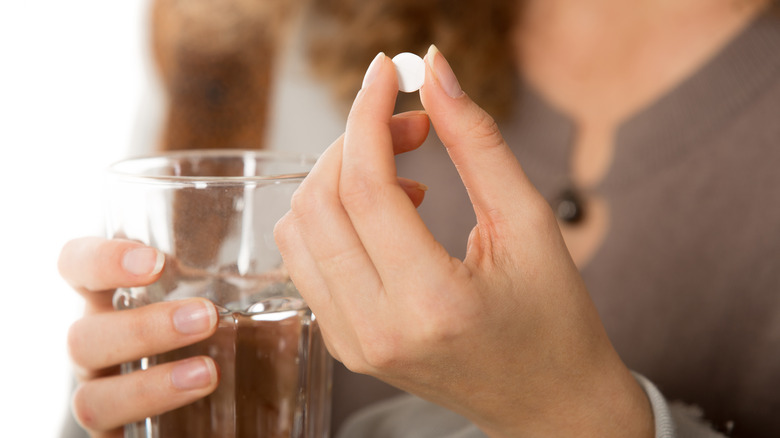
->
[398, 178, 429, 192]
[173, 300, 217, 335]
[362, 52, 385, 89]
[425, 45, 463, 98]
[122, 247, 164, 276]
[171, 357, 216, 390]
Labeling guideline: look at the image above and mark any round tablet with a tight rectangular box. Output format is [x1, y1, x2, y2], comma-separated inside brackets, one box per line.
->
[392, 52, 425, 93]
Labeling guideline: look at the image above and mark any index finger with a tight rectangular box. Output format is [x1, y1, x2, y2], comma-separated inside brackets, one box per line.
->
[59, 237, 164, 310]
[339, 53, 454, 292]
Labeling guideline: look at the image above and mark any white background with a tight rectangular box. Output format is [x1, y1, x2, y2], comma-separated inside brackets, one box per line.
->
[0, 1, 148, 435]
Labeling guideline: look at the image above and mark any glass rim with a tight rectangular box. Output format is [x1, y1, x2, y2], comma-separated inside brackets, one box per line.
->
[106, 149, 318, 186]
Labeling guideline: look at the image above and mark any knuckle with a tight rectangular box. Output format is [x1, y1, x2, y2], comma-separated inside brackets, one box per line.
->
[320, 246, 365, 276]
[525, 195, 559, 232]
[58, 238, 101, 290]
[356, 329, 403, 372]
[289, 183, 327, 219]
[338, 173, 383, 213]
[67, 320, 90, 368]
[273, 213, 294, 248]
[71, 383, 99, 431]
[358, 343, 396, 372]
[338, 354, 369, 375]
[467, 110, 502, 148]
[416, 312, 464, 346]
[57, 241, 76, 281]
[486, 191, 556, 241]
[413, 286, 478, 343]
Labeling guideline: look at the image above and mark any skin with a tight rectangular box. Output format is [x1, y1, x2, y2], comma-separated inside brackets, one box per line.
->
[60, 115, 430, 437]
[60, 48, 653, 437]
[60, 1, 769, 436]
[273, 47, 653, 437]
[60, 238, 219, 437]
[517, 0, 769, 266]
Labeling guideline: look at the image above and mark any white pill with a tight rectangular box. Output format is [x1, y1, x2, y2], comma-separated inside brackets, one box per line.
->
[392, 52, 425, 93]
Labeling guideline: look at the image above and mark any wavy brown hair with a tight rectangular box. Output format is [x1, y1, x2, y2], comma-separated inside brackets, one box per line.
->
[151, 0, 307, 151]
[303, 0, 520, 117]
[151, 0, 777, 151]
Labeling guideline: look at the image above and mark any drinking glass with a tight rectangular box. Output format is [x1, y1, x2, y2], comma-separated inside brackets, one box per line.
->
[105, 150, 331, 438]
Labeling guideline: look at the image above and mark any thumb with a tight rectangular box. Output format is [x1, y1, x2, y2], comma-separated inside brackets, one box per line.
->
[419, 45, 539, 225]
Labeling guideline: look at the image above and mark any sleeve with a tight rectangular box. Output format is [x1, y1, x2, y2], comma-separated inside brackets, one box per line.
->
[633, 372, 729, 438]
[337, 374, 733, 438]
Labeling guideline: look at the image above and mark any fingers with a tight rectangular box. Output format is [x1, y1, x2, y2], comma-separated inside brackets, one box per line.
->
[287, 131, 387, 320]
[72, 356, 218, 433]
[60, 239, 221, 434]
[274, 213, 359, 365]
[390, 110, 430, 208]
[340, 53, 453, 292]
[346, 53, 399, 184]
[283, 99, 432, 302]
[389, 110, 430, 154]
[419, 45, 540, 226]
[397, 177, 427, 208]
[59, 237, 165, 312]
[68, 298, 218, 377]
[277, 55, 437, 368]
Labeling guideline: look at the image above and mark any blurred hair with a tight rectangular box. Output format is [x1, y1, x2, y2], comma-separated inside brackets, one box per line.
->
[303, 0, 520, 118]
[152, 0, 306, 151]
[303, 0, 780, 119]
[151, 0, 778, 151]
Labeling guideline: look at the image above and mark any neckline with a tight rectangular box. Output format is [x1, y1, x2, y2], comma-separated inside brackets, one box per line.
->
[606, 10, 780, 192]
[509, 10, 780, 194]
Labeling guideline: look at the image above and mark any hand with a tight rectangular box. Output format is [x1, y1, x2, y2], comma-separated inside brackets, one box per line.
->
[274, 46, 654, 437]
[59, 237, 219, 438]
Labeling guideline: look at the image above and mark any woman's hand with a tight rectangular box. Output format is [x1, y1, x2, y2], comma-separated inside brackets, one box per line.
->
[59, 237, 219, 438]
[274, 46, 654, 438]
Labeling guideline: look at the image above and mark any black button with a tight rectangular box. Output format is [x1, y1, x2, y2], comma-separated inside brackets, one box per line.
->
[554, 189, 585, 224]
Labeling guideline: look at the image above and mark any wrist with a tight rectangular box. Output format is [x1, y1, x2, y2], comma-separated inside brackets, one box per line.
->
[478, 348, 654, 438]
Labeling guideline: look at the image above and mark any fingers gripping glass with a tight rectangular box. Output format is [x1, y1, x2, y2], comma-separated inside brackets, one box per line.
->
[105, 150, 331, 438]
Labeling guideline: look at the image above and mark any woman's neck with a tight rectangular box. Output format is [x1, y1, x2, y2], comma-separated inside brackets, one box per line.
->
[515, 0, 769, 187]
[516, 0, 768, 125]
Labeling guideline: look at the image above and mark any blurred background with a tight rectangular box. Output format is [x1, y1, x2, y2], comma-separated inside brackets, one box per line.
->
[0, 1, 148, 435]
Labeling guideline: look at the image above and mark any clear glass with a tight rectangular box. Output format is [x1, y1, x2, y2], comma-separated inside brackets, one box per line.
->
[105, 150, 331, 438]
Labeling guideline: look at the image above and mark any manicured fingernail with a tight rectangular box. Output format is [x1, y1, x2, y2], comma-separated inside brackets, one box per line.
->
[425, 45, 463, 98]
[362, 52, 385, 89]
[173, 300, 217, 335]
[398, 178, 429, 192]
[171, 358, 216, 390]
[122, 247, 164, 276]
